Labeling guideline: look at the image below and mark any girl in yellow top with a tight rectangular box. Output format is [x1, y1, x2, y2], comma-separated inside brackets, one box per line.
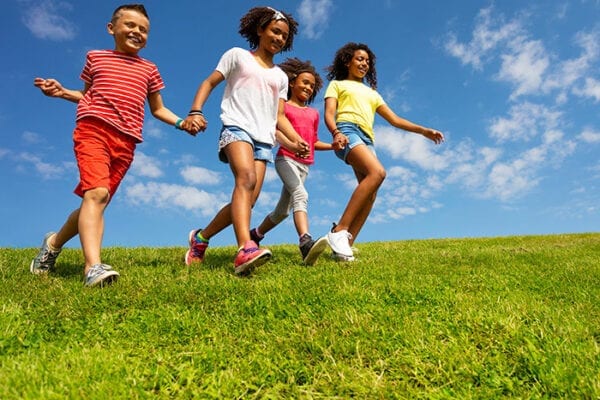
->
[324, 42, 444, 261]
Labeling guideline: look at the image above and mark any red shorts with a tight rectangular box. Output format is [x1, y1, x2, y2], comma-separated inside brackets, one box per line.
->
[73, 117, 136, 198]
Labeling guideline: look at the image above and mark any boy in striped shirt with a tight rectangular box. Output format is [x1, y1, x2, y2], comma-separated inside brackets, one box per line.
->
[30, 4, 196, 287]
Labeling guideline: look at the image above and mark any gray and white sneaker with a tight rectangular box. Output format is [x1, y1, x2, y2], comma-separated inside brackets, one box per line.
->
[30, 232, 62, 274]
[85, 264, 119, 287]
[331, 251, 356, 262]
[327, 227, 353, 258]
[300, 235, 329, 266]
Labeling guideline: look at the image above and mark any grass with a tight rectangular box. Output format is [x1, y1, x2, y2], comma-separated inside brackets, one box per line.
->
[1, 233, 599, 399]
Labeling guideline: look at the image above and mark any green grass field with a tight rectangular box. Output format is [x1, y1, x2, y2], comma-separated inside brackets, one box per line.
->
[1, 233, 599, 399]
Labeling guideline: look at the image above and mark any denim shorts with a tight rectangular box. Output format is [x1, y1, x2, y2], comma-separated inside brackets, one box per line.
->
[218, 125, 274, 163]
[334, 122, 376, 163]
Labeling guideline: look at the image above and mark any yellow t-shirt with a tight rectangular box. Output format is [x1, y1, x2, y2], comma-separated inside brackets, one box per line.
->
[324, 80, 385, 141]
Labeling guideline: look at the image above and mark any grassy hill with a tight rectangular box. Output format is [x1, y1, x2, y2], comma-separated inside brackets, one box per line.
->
[1, 233, 599, 398]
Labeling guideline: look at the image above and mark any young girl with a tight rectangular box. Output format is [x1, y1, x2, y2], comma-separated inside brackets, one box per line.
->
[324, 42, 444, 261]
[250, 58, 341, 266]
[183, 7, 309, 275]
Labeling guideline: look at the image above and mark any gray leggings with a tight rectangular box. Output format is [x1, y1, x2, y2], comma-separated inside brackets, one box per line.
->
[268, 156, 310, 224]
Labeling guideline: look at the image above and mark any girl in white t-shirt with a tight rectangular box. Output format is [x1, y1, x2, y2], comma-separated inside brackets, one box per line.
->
[183, 7, 309, 275]
[324, 42, 445, 261]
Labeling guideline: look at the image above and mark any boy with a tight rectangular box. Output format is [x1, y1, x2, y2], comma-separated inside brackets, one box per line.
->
[31, 4, 196, 286]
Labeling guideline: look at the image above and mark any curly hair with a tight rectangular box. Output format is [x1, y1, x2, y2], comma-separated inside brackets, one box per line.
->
[325, 42, 377, 89]
[111, 4, 148, 24]
[278, 58, 323, 104]
[239, 7, 298, 52]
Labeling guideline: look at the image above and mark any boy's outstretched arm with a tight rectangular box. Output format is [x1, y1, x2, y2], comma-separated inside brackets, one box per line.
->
[147, 91, 196, 136]
[33, 78, 87, 103]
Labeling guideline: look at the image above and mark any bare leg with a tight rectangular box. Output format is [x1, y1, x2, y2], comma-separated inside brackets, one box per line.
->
[293, 211, 309, 237]
[201, 142, 266, 248]
[334, 145, 386, 243]
[78, 187, 110, 272]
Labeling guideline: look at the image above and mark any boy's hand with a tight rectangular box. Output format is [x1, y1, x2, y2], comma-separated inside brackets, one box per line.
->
[34, 78, 65, 98]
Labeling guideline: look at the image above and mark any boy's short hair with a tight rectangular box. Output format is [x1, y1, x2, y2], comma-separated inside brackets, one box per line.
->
[111, 4, 149, 24]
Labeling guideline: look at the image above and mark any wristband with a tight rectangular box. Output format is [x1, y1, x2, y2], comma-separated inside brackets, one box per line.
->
[188, 109, 203, 116]
[332, 129, 341, 137]
[175, 118, 183, 130]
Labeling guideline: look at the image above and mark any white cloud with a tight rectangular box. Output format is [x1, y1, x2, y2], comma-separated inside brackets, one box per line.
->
[17, 152, 66, 179]
[143, 119, 165, 139]
[23, 1, 76, 41]
[578, 128, 600, 143]
[574, 77, 600, 102]
[180, 165, 222, 185]
[130, 152, 163, 179]
[22, 131, 43, 144]
[124, 182, 228, 215]
[264, 165, 280, 184]
[497, 39, 549, 99]
[488, 102, 562, 143]
[443, 6, 523, 70]
[297, 0, 332, 39]
[376, 126, 448, 171]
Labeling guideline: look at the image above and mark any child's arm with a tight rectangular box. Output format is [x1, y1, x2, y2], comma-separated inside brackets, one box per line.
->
[315, 141, 334, 151]
[183, 70, 224, 133]
[33, 78, 87, 103]
[324, 97, 348, 150]
[147, 91, 195, 136]
[377, 104, 444, 144]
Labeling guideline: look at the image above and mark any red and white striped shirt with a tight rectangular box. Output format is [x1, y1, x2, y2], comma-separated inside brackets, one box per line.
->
[76, 50, 165, 142]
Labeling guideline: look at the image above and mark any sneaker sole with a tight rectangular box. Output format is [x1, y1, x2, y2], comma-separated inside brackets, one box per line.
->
[331, 252, 356, 262]
[85, 271, 119, 287]
[303, 236, 330, 266]
[235, 250, 272, 276]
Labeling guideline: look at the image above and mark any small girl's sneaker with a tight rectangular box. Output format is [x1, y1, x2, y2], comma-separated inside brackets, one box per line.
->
[234, 240, 271, 275]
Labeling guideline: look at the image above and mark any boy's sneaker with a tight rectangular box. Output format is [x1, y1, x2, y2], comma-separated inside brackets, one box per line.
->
[185, 229, 209, 265]
[249, 228, 263, 245]
[331, 251, 356, 262]
[327, 227, 353, 258]
[84, 264, 119, 287]
[234, 240, 271, 275]
[300, 235, 329, 266]
[30, 232, 61, 274]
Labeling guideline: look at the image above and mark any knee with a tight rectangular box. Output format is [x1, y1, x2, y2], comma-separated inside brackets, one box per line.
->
[268, 212, 288, 224]
[372, 167, 386, 186]
[291, 187, 308, 212]
[235, 170, 257, 192]
[83, 187, 110, 205]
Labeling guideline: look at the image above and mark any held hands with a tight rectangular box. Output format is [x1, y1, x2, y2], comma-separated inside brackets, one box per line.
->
[181, 114, 207, 136]
[34, 78, 65, 98]
[293, 138, 310, 159]
[422, 128, 445, 144]
[332, 132, 348, 151]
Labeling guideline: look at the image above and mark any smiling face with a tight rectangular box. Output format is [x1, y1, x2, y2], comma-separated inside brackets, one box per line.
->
[107, 9, 149, 55]
[257, 19, 290, 56]
[346, 49, 370, 81]
[289, 72, 316, 105]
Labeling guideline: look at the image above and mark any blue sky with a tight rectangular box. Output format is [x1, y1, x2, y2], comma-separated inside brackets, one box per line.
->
[1, 0, 599, 249]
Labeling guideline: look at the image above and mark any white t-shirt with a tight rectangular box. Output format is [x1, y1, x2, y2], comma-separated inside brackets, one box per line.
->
[216, 47, 288, 146]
